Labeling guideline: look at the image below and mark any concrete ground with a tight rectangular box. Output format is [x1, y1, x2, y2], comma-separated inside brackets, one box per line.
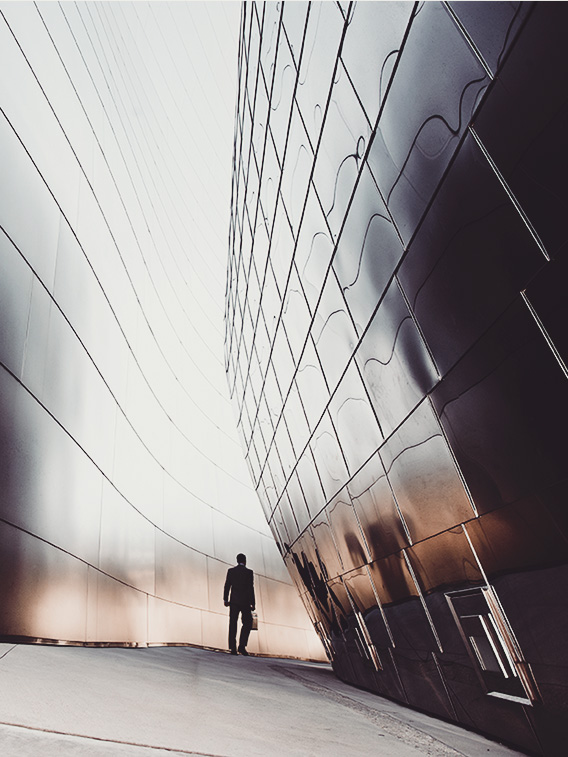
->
[0, 643, 524, 756]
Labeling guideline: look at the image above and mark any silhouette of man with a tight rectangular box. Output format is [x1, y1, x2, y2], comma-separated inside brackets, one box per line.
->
[223, 553, 255, 655]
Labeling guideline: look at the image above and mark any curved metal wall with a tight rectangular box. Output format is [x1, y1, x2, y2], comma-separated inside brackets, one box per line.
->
[226, 1, 568, 752]
[0, 1, 323, 661]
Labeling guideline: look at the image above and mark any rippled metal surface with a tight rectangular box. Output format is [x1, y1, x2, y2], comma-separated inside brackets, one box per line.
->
[227, 1, 568, 752]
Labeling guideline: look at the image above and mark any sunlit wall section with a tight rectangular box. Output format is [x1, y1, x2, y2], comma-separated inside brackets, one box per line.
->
[0, 0, 322, 660]
[226, 1, 568, 751]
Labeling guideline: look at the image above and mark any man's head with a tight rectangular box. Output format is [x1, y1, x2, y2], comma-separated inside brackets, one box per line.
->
[237, 553, 247, 565]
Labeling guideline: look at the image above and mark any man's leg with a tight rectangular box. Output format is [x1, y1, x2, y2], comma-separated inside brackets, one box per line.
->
[238, 605, 253, 653]
[228, 604, 239, 653]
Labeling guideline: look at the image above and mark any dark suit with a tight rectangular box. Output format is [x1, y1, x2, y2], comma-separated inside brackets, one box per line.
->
[224, 563, 255, 652]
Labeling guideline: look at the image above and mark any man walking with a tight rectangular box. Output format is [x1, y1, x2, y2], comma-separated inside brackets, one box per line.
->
[223, 553, 255, 655]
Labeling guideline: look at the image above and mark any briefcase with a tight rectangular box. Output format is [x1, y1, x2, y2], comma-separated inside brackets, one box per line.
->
[251, 611, 258, 631]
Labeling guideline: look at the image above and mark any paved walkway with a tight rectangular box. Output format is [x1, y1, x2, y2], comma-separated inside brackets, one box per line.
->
[0, 643, 524, 756]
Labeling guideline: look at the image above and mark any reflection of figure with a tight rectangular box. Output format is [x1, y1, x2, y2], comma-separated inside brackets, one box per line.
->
[223, 553, 255, 656]
[292, 550, 348, 639]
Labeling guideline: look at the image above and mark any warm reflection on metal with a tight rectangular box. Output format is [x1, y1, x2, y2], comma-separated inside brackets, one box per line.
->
[226, 1, 568, 753]
[0, 2, 323, 662]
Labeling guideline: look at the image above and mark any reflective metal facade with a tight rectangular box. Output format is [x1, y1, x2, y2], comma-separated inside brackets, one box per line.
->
[0, 1, 323, 661]
[226, 2, 568, 752]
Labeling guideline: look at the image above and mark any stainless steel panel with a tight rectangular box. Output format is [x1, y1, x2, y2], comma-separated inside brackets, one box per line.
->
[260, 262, 282, 342]
[341, 0, 413, 124]
[260, 2, 282, 73]
[258, 573, 313, 630]
[123, 351, 170, 466]
[295, 448, 326, 521]
[112, 412, 164, 526]
[356, 278, 438, 439]
[278, 489, 301, 544]
[447, 1, 532, 76]
[155, 530, 208, 610]
[398, 133, 546, 376]
[0, 230, 34, 379]
[342, 567, 379, 614]
[524, 255, 568, 368]
[21, 278, 51, 400]
[312, 271, 359, 395]
[148, 595, 203, 646]
[205, 555, 232, 620]
[368, 552, 419, 607]
[273, 415, 296, 481]
[270, 322, 296, 400]
[163, 477, 215, 558]
[347, 453, 409, 562]
[229, 0, 568, 745]
[269, 30, 296, 161]
[333, 164, 404, 335]
[379, 399, 475, 544]
[210, 509, 267, 577]
[367, 1, 489, 243]
[467, 499, 568, 580]
[326, 576, 351, 634]
[282, 0, 308, 67]
[258, 134, 281, 241]
[42, 296, 98, 441]
[406, 527, 483, 596]
[326, 487, 368, 573]
[294, 187, 334, 312]
[0, 365, 102, 566]
[0, 520, 88, 642]
[311, 510, 343, 581]
[328, 361, 383, 476]
[269, 201, 295, 289]
[0, 12, 81, 238]
[34, 3, 106, 138]
[257, 393, 275, 462]
[264, 524, 298, 583]
[0, 0, 322, 664]
[280, 105, 313, 236]
[268, 444, 286, 504]
[294, 337, 329, 431]
[99, 480, 155, 595]
[431, 299, 568, 515]
[472, 3, 568, 259]
[53, 219, 98, 346]
[36, 433, 103, 568]
[246, 434, 263, 489]
[313, 62, 371, 239]
[258, 464, 278, 518]
[0, 109, 60, 292]
[295, 1, 345, 148]
[3, 2, 94, 177]
[283, 379, 311, 455]
[0, 364, 44, 531]
[309, 411, 349, 502]
[269, 504, 291, 553]
[281, 264, 312, 364]
[250, 223, 271, 302]
[89, 569, 148, 644]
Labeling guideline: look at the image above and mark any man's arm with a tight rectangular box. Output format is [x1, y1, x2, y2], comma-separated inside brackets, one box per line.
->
[223, 570, 231, 607]
[250, 571, 255, 611]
